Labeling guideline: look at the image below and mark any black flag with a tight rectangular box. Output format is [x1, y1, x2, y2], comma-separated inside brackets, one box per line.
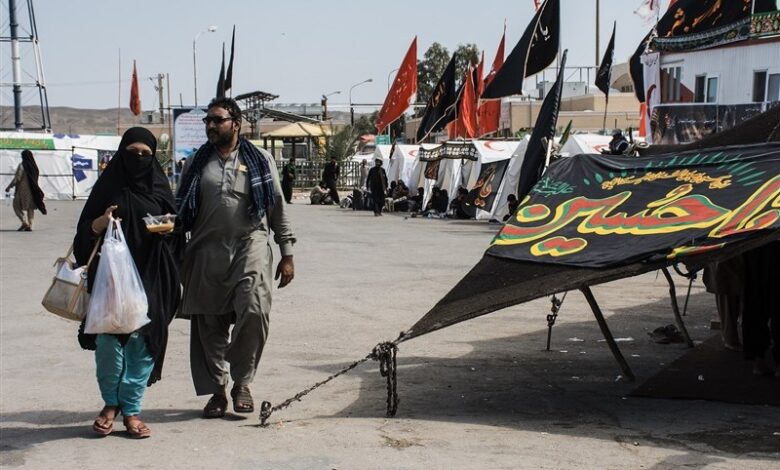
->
[225, 26, 235, 93]
[216, 43, 226, 98]
[516, 49, 567, 200]
[416, 54, 458, 142]
[595, 22, 616, 97]
[482, 0, 560, 99]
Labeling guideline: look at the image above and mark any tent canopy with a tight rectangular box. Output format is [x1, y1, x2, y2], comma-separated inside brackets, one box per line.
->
[261, 122, 332, 138]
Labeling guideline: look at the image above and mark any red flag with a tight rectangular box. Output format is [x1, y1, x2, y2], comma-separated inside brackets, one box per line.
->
[478, 27, 506, 136]
[376, 37, 417, 134]
[459, 65, 478, 138]
[129, 60, 141, 116]
[475, 51, 485, 97]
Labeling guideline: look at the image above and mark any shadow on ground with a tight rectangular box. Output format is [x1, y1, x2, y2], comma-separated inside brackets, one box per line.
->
[297, 291, 779, 457]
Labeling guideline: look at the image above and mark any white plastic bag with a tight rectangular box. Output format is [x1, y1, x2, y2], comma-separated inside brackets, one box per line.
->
[85, 218, 150, 334]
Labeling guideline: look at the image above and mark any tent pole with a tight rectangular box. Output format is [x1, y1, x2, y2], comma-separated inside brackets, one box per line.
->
[660, 268, 695, 348]
[580, 286, 635, 381]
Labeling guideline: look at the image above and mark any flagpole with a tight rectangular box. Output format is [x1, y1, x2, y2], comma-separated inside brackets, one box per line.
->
[595, 0, 600, 67]
[602, 95, 609, 134]
[117, 48, 121, 134]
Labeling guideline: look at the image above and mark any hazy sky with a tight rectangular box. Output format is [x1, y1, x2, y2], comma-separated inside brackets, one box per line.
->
[2, 0, 672, 110]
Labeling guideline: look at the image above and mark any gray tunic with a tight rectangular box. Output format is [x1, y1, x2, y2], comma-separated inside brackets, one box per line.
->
[180, 147, 295, 317]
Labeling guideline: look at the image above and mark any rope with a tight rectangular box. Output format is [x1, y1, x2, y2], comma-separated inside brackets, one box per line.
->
[259, 338, 403, 427]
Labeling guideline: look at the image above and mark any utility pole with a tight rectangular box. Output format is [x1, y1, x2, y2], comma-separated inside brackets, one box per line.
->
[149, 73, 166, 124]
[595, 0, 600, 67]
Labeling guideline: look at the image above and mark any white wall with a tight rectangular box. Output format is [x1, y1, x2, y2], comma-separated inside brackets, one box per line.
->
[660, 41, 780, 105]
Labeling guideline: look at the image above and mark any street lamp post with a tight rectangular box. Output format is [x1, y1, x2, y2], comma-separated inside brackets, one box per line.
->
[349, 78, 373, 126]
[320, 90, 340, 121]
[192, 25, 217, 107]
[387, 68, 399, 91]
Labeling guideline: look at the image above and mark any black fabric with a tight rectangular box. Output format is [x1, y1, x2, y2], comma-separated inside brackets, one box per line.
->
[73, 127, 180, 386]
[595, 21, 615, 97]
[491, 143, 780, 268]
[481, 0, 560, 99]
[465, 159, 509, 213]
[224, 26, 235, 92]
[629, 0, 776, 102]
[638, 103, 780, 156]
[20, 150, 46, 214]
[416, 54, 458, 141]
[742, 241, 780, 361]
[516, 50, 567, 200]
[216, 43, 226, 98]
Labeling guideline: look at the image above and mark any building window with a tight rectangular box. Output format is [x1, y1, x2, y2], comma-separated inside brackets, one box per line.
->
[695, 75, 706, 103]
[662, 66, 682, 103]
[706, 77, 718, 103]
[753, 71, 767, 102]
[768, 73, 780, 103]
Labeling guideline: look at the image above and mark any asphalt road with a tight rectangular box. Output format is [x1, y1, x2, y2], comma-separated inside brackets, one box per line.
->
[1, 199, 778, 469]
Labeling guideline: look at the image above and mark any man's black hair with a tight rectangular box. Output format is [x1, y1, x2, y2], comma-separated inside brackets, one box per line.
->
[207, 97, 242, 121]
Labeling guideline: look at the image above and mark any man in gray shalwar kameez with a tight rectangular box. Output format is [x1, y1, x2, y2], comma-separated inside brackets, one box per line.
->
[177, 97, 295, 418]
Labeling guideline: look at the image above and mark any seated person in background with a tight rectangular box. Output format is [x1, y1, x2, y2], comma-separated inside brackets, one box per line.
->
[503, 194, 519, 222]
[392, 181, 411, 212]
[602, 129, 629, 155]
[434, 189, 449, 214]
[424, 186, 442, 213]
[449, 187, 471, 219]
[387, 181, 397, 199]
[310, 181, 332, 205]
[409, 187, 424, 212]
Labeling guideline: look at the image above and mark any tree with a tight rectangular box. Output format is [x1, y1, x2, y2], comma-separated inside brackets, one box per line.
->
[417, 42, 450, 109]
[454, 43, 480, 81]
[323, 125, 360, 161]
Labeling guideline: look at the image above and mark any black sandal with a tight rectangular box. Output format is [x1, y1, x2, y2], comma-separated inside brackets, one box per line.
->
[230, 385, 254, 413]
[202, 393, 228, 419]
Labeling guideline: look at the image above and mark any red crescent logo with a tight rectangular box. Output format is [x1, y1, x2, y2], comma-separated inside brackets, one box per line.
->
[409, 150, 418, 157]
[483, 141, 506, 151]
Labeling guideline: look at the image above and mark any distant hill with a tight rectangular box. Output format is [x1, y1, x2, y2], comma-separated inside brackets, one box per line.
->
[0, 106, 371, 136]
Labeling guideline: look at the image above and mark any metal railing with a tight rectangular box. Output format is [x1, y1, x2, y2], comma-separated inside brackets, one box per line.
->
[280, 160, 365, 189]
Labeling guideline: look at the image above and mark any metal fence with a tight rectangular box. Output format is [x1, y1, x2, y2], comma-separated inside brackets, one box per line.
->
[281, 160, 364, 189]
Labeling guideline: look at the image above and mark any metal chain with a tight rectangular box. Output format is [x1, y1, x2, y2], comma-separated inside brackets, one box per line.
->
[259, 340, 401, 427]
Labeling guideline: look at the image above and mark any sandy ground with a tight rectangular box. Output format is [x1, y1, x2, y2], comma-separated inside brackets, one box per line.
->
[1, 199, 778, 470]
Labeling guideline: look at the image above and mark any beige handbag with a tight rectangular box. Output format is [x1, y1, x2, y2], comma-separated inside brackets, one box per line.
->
[41, 241, 100, 321]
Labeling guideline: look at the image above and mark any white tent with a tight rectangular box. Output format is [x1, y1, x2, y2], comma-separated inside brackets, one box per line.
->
[1, 132, 121, 200]
[559, 134, 612, 157]
[386, 144, 418, 185]
[466, 140, 521, 220]
[490, 136, 531, 222]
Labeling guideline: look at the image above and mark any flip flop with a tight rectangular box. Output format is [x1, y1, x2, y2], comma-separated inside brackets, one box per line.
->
[123, 416, 151, 439]
[92, 406, 118, 436]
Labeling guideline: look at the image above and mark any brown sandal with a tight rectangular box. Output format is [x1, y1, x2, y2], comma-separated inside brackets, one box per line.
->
[123, 416, 151, 439]
[203, 393, 228, 419]
[230, 385, 254, 413]
[92, 406, 118, 436]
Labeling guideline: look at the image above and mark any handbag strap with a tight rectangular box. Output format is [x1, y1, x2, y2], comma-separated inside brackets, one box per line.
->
[56, 236, 102, 270]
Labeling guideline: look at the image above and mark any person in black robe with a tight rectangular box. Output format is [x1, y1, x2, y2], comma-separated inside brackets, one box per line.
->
[322, 157, 340, 203]
[73, 127, 180, 438]
[4, 149, 47, 230]
[366, 157, 388, 216]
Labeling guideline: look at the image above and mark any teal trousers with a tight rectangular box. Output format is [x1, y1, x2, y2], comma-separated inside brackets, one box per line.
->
[95, 332, 154, 416]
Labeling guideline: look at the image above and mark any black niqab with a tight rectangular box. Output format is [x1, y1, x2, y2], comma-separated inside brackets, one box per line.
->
[20, 150, 47, 214]
[74, 127, 180, 386]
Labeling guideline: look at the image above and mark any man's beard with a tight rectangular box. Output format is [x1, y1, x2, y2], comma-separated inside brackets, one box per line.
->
[208, 129, 234, 147]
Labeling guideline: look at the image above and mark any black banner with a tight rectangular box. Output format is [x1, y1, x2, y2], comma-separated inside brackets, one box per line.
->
[651, 103, 766, 145]
[482, 0, 560, 99]
[489, 143, 780, 268]
[465, 159, 509, 212]
[418, 142, 479, 162]
[416, 54, 458, 141]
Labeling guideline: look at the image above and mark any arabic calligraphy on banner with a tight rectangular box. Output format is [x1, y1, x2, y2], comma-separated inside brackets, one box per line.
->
[488, 144, 780, 267]
[465, 159, 509, 212]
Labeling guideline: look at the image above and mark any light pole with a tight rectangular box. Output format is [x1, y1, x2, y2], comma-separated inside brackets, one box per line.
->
[192, 25, 218, 107]
[387, 68, 399, 91]
[349, 78, 373, 125]
[320, 90, 340, 121]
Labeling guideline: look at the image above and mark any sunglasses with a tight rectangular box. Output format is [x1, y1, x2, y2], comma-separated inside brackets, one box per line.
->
[202, 116, 234, 125]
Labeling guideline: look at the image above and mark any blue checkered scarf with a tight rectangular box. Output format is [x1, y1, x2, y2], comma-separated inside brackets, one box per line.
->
[176, 137, 275, 230]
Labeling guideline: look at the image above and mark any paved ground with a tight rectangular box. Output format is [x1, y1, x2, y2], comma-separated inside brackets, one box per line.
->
[1, 199, 778, 470]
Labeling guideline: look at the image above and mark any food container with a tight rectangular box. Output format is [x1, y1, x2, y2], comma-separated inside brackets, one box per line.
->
[143, 214, 176, 233]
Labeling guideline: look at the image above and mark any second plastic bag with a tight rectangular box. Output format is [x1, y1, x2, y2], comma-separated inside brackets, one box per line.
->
[84, 217, 150, 334]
